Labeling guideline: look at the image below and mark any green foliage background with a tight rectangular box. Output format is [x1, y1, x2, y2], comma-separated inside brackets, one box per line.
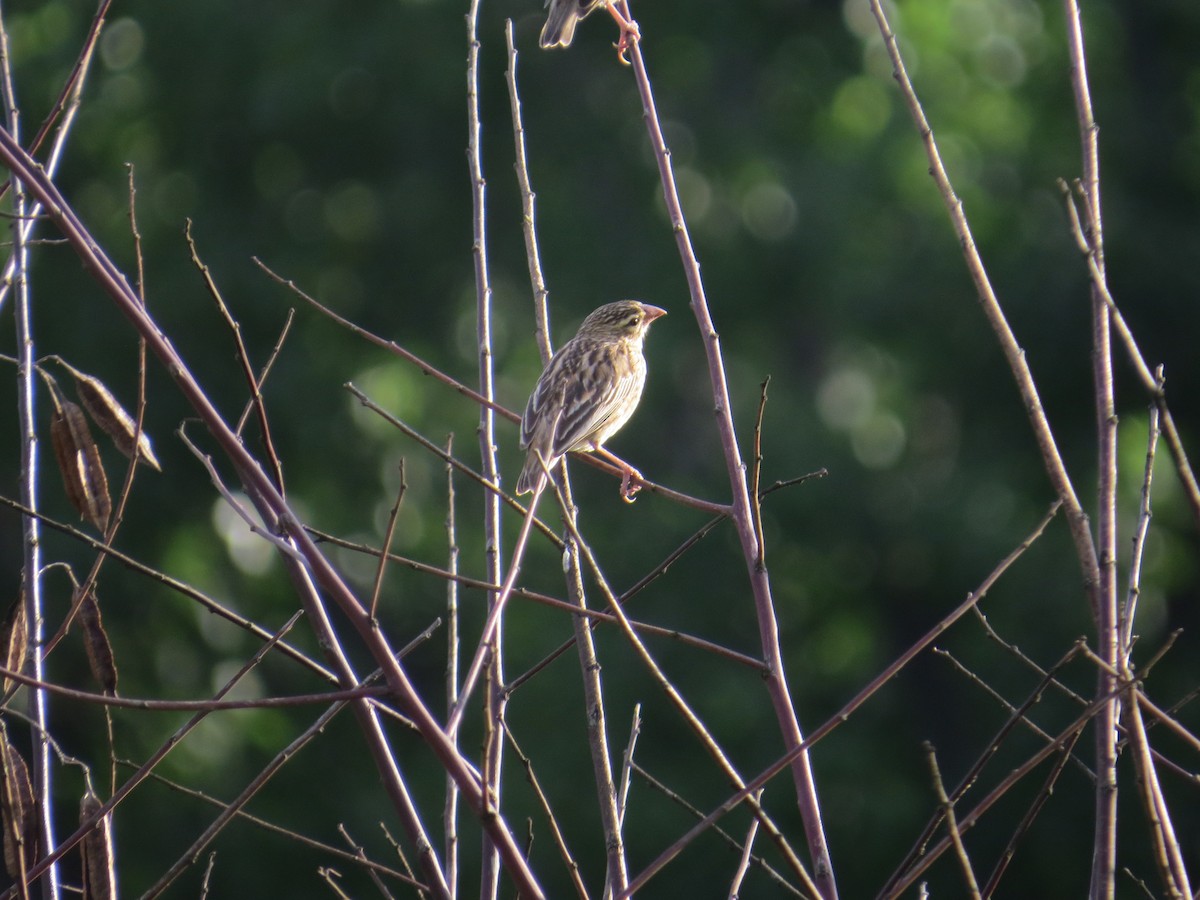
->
[1, 0, 1198, 895]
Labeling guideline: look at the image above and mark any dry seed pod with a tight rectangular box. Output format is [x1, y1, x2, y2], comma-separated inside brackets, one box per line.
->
[54, 360, 161, 472]
[0, 734, 35, 881]
[0, 595, 26, 698]
[80, 785, 117, 900]
[79, 591, 118, 696]
[45, 373, 112, 532]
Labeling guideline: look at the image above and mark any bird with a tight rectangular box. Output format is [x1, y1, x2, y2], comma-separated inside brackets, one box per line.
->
[516, 300, 666, 501]
[539, 0, 639, 57]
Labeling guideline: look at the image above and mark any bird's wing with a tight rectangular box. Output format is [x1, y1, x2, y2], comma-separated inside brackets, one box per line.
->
[522, 337, 640, 464]
[520, 350, 567, 453]
[551, 348, 636, 456]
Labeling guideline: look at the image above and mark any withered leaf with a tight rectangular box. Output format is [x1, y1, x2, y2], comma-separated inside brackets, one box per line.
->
[78, 591, 118, 696]
[0, 733, 35, 882]
[0, 594, 26, 698]
[80, 785, 116, 900]
[47, 381, 112, 533]
[56, 360, 162, 473]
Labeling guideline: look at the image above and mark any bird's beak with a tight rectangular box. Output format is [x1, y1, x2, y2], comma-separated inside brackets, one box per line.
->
[640, 304, 667, 322]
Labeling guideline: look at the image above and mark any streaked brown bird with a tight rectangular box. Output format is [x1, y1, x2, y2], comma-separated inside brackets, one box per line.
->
[539, 0, 639, 55]
[516, 300, 666, 500]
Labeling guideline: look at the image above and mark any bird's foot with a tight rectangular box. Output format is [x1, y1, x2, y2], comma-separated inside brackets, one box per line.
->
[604, 2, 640, 65]
[619, 464, 644, 503]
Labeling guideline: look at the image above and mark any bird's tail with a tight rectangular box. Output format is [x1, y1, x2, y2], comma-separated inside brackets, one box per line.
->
[539, 2, 581, 49]
[515, 452, 547, 496]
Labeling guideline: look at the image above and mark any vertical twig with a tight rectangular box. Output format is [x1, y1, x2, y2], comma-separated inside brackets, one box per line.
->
[444, 435, 461, 899]
[121, 159, 150, 796]
[616, 705, 641, 830]
[924, 743, 982, 900]
[1124, 694, 1190, 899]
[369, 463, 407, 622]
[501, 722, 591, 900]
[1061, 2, 1119, 893]
[1058, 183, 1200, 533]
[445, 483, 544, 735]
[1119, 407, 1190, 897]
[0, 7, 61, 896]
[504, 19, 553, 364]
[727, 792, 763, 900]
[620, 6, 836, 893]
[465, 1, 506, 894]
[565, 539, 627, 900]
[1121, 384, 1160, 660]
[749, 378, 769, 566]
[505, 23, 627, 896]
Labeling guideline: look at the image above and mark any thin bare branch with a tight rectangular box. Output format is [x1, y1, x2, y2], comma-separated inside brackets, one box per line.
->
[235, 308, 296, 438]
[502, 720, 591, 900]
[465, 3, 507, 894]
[187, 221, 286, 492]
[864, 0, 1100, 603]
[446, 480, 545, 736]
[564, 533, 626, 898]
[981, 727, 1084, 897]
[1122, 398, 1160, 659]
[1124, 692, 1191, 899]
[0, 6, 60, 891]
[0, 662, 388, 712]
[444, 434, 461, 898]
[621, 7, 834, 889]
[629, 764, 804, 898]
[369, 462, 407, 622]
[728, 790, 763, 900]
[1135, 691, 1200, 759]
[504, 18, 553, 365]
[923, 742, 981, 899]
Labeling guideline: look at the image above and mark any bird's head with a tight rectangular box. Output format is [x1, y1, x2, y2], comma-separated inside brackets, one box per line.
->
[576, 300, 667, 341]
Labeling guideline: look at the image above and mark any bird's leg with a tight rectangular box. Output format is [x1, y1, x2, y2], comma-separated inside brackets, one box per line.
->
[602, 1, 640, 64]
[593, 446, 645, 502]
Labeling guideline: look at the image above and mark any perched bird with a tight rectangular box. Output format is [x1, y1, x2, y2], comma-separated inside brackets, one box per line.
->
[539, 0, 639, 56]
[517, 300, 666, 500]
